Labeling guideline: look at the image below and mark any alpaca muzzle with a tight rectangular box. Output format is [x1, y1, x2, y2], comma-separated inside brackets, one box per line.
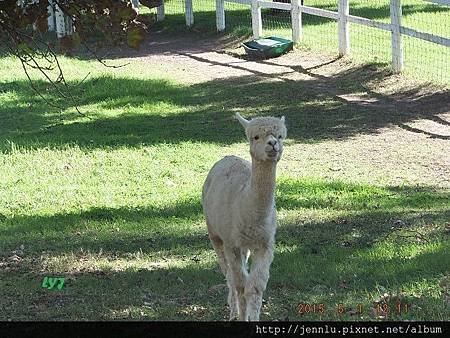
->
[265, 143, 280, 154]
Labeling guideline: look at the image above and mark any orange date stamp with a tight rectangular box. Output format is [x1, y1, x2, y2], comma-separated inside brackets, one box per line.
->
[296, 303, 325, 315]
[297, 302, 409, 316]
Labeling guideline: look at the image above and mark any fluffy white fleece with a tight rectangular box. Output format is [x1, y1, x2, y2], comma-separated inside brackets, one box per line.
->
[202, 113, 287, 321]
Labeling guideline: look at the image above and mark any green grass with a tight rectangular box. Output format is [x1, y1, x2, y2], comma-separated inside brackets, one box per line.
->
[0, 32, 449, 320]
[143, 0, 450, 85]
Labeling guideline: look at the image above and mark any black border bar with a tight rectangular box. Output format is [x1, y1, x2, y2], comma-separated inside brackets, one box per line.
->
[0, 321, 448, 338]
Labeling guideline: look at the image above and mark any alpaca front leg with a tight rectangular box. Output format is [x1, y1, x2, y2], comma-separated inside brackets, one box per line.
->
[228, 288, 238, 320]
[245, 248, 274, 321]
[226, 270, 238, 320]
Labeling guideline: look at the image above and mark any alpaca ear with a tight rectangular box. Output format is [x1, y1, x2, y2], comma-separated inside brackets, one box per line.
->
[280, 116, 285, 123]
[235, 113, 249, 129]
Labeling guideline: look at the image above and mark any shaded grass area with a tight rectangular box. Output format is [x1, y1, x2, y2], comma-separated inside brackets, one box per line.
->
[1, 63, 449, 152]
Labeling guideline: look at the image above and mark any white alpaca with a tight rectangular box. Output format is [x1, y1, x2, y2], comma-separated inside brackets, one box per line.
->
[202, 113, 287, 321]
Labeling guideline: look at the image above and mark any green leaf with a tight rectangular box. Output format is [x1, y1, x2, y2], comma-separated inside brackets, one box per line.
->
[126, 24, 147, 49]
[17, 42, 33, 54]
[71, 32, 81, 47]
[118, 5, 136, 21]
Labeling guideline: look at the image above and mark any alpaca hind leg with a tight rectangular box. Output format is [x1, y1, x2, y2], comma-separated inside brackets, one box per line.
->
[245, 248, 273, 321]
[208, 232, 228, 276]
[207, 225, 237, 319]
[224, 246, 248, 321]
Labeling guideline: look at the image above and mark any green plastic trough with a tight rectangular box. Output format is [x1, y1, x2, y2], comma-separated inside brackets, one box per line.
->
[242, 36, 294, 59]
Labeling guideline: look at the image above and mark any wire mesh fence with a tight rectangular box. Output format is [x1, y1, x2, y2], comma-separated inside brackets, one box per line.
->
[301, 0, 339, 55]
[163, 0, 186, 15]
[349, 1, 392, 65]
[141, 0, 186, 26]
[192, 0, 216, 31]
[224, 1, 252, 36]
[261, 4, 292, 39]
[139, 0, 449, 85]
[401, 0, 450, 84]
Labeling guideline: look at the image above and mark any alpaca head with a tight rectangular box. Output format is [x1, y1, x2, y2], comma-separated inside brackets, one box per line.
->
[236, 113, 287, 163]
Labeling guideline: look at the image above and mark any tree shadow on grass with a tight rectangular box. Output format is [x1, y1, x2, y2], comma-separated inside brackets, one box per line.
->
[267, 235, 449, 321]
[1, 62, 449, 151]
[0, 198, 206, 256]
[1, 179, 448, 256]
[2, 223, 448, 320]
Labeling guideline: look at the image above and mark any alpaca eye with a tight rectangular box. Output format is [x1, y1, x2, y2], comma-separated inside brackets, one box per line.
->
[278, 135, 282, 139]
[254, 136, 259, 140]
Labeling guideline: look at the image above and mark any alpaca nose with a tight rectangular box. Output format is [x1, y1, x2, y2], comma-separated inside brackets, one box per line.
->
[267, 139, 277, 147]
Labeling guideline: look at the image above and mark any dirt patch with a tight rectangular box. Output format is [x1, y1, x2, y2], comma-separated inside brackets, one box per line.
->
[106, 33, 450, 187]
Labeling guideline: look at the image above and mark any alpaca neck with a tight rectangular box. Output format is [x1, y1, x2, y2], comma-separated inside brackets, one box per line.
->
[248, 158, 277, 215]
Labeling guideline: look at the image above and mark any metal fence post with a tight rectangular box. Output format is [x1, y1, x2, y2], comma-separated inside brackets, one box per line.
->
[338, 0, 350, 56]
[390, 0, 404, 73]
[216, 0, 225, 32]
[251, 0, 262, 39]
[291, 0, 302, 43]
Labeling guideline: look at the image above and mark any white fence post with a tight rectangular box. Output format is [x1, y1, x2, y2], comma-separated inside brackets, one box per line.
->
[251, 0, 262, 39]
[291, 0, 302, 43]
[338, 0, 350, 55]
[185, 0, 194, 27]
[54, 2, 66, 38]
[47, 0, 55, 31]
[131, 0, 140, 14]
[216, 0, 225, 32]
[157, 0, 165, 22]
[390, 0, 404, 73]
[64, 12, 73, 36]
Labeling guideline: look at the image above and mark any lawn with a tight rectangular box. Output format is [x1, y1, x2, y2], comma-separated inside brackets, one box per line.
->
[0, 24, 449, 321]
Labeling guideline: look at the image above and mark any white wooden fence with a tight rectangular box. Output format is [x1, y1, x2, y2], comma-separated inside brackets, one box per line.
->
[45, 0, 73, 38]
[215, 0, 450, 73]
[45, 0, 449, 75]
